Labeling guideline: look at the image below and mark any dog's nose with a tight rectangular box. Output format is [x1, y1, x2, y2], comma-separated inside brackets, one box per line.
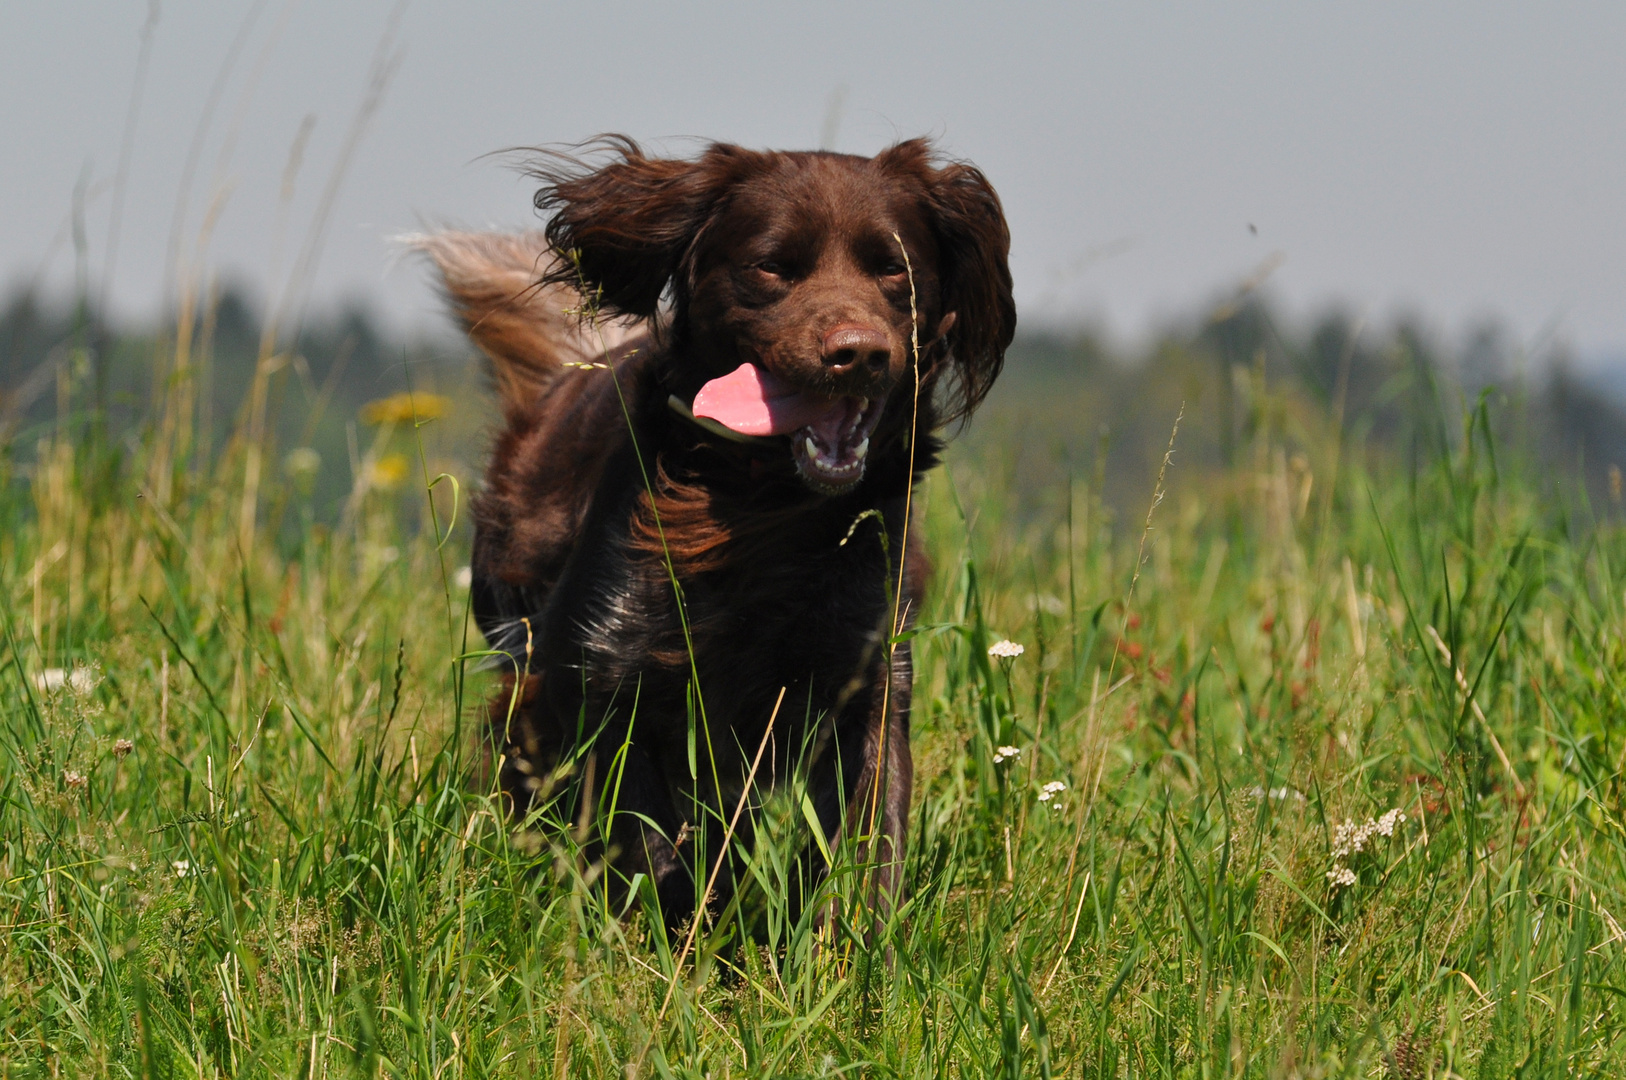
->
[820, 324, 893, 374]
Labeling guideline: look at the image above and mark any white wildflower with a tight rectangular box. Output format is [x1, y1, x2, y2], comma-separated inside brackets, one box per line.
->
[993, 745, 1022, 764]
[987, 640, 1025, 659]
[283, 446, 321, 479]
[173, 860, 192, 879]
[1326, 865, 1357, 887]
[34, 668, 66, 693]
[1331, 818, 1381, 859]
[1331, 809, 1406, 857]
[453, 565, 473, 590]
[1037, 780, 1067, 802]
[63, 770, 87, 789]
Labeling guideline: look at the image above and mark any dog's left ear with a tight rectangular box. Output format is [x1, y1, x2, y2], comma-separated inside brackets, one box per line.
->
[879, 140, 1016, 424]
[926, 159, 1015, 423]
[533, 136, 755, 320]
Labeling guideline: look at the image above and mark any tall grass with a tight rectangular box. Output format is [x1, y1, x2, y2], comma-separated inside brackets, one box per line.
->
[5, 322, 1626, 1078]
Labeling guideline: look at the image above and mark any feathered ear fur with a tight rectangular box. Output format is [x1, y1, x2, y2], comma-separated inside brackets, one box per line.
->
[875, 140, 1016, 425]
[531, 136, 759, 320]
[408, 231, 644, 409]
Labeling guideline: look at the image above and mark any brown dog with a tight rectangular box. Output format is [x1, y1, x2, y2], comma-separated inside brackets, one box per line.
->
[419, 136, 1013, 938]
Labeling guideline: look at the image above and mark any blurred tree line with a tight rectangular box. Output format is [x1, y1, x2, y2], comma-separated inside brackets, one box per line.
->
[0, 284, 482, 525]
[4, 281, 1624, 531]
[967, 300, 1626, 528]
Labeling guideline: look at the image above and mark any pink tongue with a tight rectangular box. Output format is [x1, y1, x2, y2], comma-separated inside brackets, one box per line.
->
[691, 363, 843, 436]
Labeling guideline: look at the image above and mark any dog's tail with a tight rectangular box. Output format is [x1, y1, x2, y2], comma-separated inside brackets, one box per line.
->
[406, 231, 643, 408]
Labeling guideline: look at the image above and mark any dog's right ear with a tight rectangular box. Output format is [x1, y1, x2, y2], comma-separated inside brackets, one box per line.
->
[533, 136, 751, 320]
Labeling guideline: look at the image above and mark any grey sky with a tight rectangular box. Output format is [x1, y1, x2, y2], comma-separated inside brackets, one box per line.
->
[4, 2, 1624, 362]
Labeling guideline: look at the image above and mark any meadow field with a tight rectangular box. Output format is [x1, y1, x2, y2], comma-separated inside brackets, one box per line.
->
[4, 305, 1626, 1077]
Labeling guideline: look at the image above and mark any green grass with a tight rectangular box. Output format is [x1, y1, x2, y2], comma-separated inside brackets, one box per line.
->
[5, 356, 1626, 1077]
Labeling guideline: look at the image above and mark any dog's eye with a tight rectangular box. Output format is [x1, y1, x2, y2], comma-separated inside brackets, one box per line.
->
[754, 261, 787, 278]
[880, 261, 908, 278]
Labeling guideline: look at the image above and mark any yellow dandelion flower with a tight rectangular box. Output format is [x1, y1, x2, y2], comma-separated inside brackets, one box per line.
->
[360, 392, 451, 426]
[368, 453, 412, 490]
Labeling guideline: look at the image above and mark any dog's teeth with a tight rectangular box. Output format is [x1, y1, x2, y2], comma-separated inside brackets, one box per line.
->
[857, 397, 869, 411]
[804, 437, 819, 460]
[854, 438, 869, 460]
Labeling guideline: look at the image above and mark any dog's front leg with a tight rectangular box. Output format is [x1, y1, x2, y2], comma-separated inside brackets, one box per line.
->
[795, 646, 914, 941]
[582, 730, 701, 943]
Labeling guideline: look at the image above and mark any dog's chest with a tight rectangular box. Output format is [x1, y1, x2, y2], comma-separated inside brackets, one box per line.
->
[582, 499, 896, 718]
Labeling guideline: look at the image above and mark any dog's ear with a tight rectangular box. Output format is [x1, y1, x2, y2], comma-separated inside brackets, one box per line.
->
[878, 139, 1016, 425]
[925, 158, 1016, 424]
[533, 136, 752, 320]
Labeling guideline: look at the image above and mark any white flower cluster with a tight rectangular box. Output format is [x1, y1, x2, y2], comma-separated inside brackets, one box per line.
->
[1330, 808, 1407, 858]
[1326, 807, 1408, 890]
[987, 639, 1025, 659]
[993, 745, 1022, 764]
[1247, 785, 1306, 804]
[1038, 780, 1067, 810]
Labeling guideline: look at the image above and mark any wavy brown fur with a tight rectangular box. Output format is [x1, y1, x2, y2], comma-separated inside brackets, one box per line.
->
[420, 135, 1013, 942]
[407, 230, 643, 411]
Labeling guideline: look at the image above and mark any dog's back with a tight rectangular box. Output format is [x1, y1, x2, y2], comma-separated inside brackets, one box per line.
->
[413, 231, 650, 658]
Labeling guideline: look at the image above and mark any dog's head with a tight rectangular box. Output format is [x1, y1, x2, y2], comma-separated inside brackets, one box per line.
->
[534, 136, 1015, 494]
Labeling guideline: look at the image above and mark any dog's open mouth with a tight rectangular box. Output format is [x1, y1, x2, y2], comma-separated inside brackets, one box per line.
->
[692, 363, 886, 494]
[789, 394, 884, 493]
